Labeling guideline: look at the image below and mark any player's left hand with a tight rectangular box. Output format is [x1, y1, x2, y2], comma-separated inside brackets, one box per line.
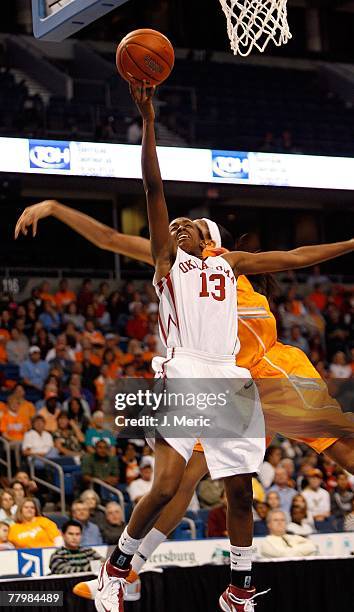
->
[129, 80, 156, 122]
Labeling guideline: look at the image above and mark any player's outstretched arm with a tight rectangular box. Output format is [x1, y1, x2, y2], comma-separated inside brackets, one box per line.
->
[14, 200, 153, 265]
[223, 239, 354, 275]
[130, 82, 173, 279]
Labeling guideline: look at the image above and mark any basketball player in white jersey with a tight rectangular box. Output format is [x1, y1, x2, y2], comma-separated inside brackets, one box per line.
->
[91, 81, 354, 612]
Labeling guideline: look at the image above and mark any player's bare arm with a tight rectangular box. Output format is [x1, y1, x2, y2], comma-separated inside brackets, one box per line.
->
[14, 199, 153, 265]
[222, 239, 354, 275]
[130, 81, 175, 282]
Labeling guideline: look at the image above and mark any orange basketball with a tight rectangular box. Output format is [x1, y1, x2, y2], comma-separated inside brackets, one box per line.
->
[116, 29, 174, 86]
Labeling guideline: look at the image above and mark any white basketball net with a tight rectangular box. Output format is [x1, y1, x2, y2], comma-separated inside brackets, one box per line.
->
[219, 0, 292, 56]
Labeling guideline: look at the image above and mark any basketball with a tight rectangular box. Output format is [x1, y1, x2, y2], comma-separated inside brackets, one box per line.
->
[116, 29, 175, 86]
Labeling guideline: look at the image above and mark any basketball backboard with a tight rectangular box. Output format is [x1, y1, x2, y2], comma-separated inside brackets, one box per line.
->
[32, 0, 130, 42]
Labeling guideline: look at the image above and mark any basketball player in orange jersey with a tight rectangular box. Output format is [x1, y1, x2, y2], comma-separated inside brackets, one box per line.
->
[16, 82, 354, 612]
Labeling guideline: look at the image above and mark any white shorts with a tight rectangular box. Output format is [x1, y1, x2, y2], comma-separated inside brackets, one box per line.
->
[149, 347, 265, 479]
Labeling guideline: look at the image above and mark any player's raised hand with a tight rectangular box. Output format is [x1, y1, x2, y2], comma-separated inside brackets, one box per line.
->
[129, 80, 156, 122]
[14, 200, 56, 238]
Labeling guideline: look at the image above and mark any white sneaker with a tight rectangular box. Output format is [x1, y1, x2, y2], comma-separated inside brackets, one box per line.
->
[95, 560, 130, 612]
[73, 571, 141, 602]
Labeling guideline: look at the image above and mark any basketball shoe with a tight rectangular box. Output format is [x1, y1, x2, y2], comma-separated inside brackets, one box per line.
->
[219, 585, 270, 611]
[94, 560, 130, 612]
[73, 569, 141, 602]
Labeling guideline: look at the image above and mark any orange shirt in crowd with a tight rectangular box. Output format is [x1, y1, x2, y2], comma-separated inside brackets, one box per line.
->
[0, 411, 29, 441]
[308, 290, 327, 311]
[18, 400, 36, 422]
[0, 329, 10, 341]
[55, 290, 76, 307]
[38, 407, 60, 432]
[75, 351, 103, 367]
[40, 292, 56, 305]
[9, 517, 60, 548]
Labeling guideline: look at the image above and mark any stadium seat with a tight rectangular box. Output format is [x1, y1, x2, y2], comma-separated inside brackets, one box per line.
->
[44, 512, 70, 530]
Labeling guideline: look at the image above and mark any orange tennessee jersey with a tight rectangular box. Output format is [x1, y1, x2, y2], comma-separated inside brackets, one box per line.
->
[236, 275, 278, 370]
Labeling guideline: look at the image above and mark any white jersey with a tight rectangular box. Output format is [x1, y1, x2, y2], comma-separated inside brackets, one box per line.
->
[154, 247, 240, 356]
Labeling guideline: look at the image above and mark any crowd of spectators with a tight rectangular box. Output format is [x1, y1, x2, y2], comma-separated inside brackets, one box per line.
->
[0, 269, 352, 560]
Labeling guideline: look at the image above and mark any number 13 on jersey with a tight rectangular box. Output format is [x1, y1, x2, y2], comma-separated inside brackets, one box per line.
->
[199, 272, 226, 301]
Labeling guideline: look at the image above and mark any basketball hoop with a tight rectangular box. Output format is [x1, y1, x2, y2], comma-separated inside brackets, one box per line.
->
[218, 0, 292, 57]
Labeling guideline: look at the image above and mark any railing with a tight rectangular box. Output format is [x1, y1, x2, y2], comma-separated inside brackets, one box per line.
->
[0, 437, 13, 481]
[181, 516, 197, 540]
[28, 455, 66, 514]
[90, 477, 126, 521]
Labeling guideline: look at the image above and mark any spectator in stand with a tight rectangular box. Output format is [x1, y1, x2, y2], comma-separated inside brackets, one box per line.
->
[67, 398, 90, 433]
[325, 307, 349, 356]
[329, 351, 352, 379]
[125, 303, 149, 341]
[198, 477, 224, 509]
[0, 394, 29, 445]
[47, 343, 74, 382]
[8, 498, 62, 549]
[279, 458, 296, 488]
[77, 279, 94, 314]
[22, 414, 56, 461]
[259, 446, 283, 489]
[127, 116, 143, 144]
[55, 279, 76, 309]
[308, 284, 328, 312]
[98, 502, 126, 545]
[302, 469, 330, 522]
[63, 379, 92, 418]
[253, 501, 269, 536]
[0, 490, 16, 524]
[63, 302, 85, 331]
[20, 346, 50, 392]
[80, 490, 105, 526]
[260, 510, 316, 558]
[287, 498, 314, 536]
[290, 493, 314, 526]
[49, 519, 104, 575]
[38, 393, 61, 432]
[119, 442, 140, 485]
[0, 521, 15, 550]
[331, 471, 354, 519]
[296, 460, 316, 491]
[128, 458, 153, 504]
[71, 500, 103, 546]
[39, 281, 55, 305]
[11, 383, 35, 422]
[13, 470, 38, 497]
[344, 498, 354, 532]
[6, 327, 29, 364]
[85, 411, 116, 454]
[11, 481, 26, 510]
[266, 490, 282, 513]
[286, 325, 310, 356]
[81, 440, 119, 488]
[268, 467, 297, 514]
[207, 489, 228, 537]
[39, 301, 61, 334]
[53, 411, 84, 459]
[33, 328, 54, 360]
